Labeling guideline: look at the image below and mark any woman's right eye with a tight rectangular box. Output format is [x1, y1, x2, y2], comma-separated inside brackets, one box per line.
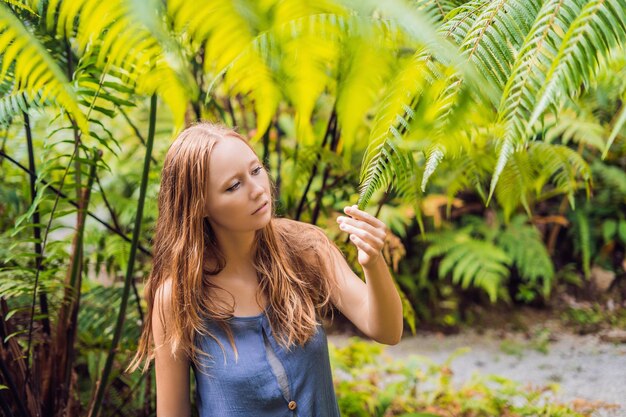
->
[226, 182, 240, 192]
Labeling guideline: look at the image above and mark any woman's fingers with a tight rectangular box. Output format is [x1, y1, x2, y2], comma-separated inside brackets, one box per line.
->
[337, 216, 384, 240]
[339, 221, 384, 250]
[344, 205, 387, 232]
[349, 234, 378, 258]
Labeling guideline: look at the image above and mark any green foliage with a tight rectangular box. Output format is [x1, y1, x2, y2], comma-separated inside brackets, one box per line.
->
[419, 215, 554, 303]
[330, 337, 596, 417]
[1, 0, 625, 415]
[498, 216, 555, 301]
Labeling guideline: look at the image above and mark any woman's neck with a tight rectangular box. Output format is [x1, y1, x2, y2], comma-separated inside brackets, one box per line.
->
[212, 226, 257, 270]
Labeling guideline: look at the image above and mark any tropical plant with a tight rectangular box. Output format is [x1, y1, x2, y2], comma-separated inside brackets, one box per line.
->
[330, 337, 600, 417]
[1, 0, 625, 416]
[417, 214, 554, 303]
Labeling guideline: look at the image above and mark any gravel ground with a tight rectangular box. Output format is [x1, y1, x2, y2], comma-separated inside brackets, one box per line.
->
[329, 328, 626, 417]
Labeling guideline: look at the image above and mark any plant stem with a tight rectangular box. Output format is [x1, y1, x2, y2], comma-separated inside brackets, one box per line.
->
[117, 106, 158, 166]
[23, 110, 49, 411]
[275, 115, 282, 202]
[295, 110, 336, 220]
[52, 147, 100, 414]
[87, 94, 157, 417]
[0, 149, 152, 257]
[311, 116, 341, 225]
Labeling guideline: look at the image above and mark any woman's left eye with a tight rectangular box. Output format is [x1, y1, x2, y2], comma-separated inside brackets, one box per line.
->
[252, 166, 263, 175]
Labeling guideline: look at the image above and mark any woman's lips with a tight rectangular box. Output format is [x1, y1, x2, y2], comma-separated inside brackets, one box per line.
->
[252, 202, 268, 214]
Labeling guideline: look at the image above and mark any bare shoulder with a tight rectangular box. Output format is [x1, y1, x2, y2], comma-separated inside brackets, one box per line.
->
[273, 217, 330, 247]
[152, 278, 175, 333]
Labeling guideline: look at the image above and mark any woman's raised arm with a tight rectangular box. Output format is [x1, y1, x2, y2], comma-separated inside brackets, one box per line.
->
[329, 205, 403, 345]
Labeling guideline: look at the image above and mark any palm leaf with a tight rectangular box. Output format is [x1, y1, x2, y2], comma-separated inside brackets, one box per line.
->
[0, 3, 88, 131]
[494, 148, 534, 219]
[43, 0, 193, 127]
[357, 52, 430, 207]
[528, 0, 626, 129]
[459, 0, 541, 92]
[497, 0, 582, 153]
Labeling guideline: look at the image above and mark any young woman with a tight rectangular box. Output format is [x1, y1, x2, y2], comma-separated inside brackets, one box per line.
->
[129, 122, 403, 416]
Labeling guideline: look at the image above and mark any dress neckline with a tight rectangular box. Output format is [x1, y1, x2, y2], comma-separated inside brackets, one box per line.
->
[229, 306, 268, 321]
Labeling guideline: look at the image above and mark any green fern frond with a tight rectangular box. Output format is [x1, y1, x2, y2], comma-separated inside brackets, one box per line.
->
[421, 144, 445, 191]
[335, 34, 395, 162]
[591, 160, 626, 197]
[442, 0, 488, 44]
[358, 52, 431, 207]
[44, 0, 193, 127]
[0, 3, 88, 131]
[442, 146, 493, 204]
[498, 216, 554, 297]
[497, 0, 581, 151]
[494, 149, 534, 219]
[0, 87, 40, 124]
[459, 0, 540, 92]
[603, 91, 626, 158]
[432, 229, 511, 302]
[79, 284, 142, 346]
[487, 135, 515, 204]
[529, 142, 590, 207]
[528, 0, 626, 129]
[543, 106, 607, 152]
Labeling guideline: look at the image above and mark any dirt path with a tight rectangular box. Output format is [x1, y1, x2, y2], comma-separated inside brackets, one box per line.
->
[329, 328, 626, 416]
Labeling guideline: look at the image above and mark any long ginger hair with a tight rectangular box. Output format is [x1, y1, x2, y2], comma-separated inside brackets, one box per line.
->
[128, 122, 338, 373]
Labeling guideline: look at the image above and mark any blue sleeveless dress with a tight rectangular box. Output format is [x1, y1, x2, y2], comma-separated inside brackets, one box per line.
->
[192, 309, 341, 417]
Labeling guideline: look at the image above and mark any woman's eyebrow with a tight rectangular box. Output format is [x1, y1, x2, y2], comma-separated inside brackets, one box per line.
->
[220, 159, 260, 188]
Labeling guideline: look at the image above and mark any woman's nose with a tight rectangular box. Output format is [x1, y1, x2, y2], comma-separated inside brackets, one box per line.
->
[250, 181, 264, 199]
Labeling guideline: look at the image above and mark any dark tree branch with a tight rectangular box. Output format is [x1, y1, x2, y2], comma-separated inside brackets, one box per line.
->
[295, 110, 336, 221]
[0, 149, 152, 257]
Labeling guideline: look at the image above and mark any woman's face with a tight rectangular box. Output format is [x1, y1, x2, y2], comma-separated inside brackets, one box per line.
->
[204, 138, 272, 233]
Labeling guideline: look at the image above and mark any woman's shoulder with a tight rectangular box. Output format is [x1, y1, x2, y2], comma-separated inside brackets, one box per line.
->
[272, 218, 341, 267]
[273, 217, 329, 244]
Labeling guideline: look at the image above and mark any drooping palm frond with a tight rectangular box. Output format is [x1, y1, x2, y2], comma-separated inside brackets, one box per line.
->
[357, 52, 431, 207]
[488, 0, 625, 202]
[528, 0, 626, 129]
[173, 1, 346, 138]
[41, 0, 194, 127]
[543, 106, 608, 152]
[494, 148, 534, 219]
[0, 3, 88, 131]
[457, 0, 541, 93]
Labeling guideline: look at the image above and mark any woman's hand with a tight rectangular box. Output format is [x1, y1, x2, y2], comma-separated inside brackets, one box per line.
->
[337, 205, 387, 268]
